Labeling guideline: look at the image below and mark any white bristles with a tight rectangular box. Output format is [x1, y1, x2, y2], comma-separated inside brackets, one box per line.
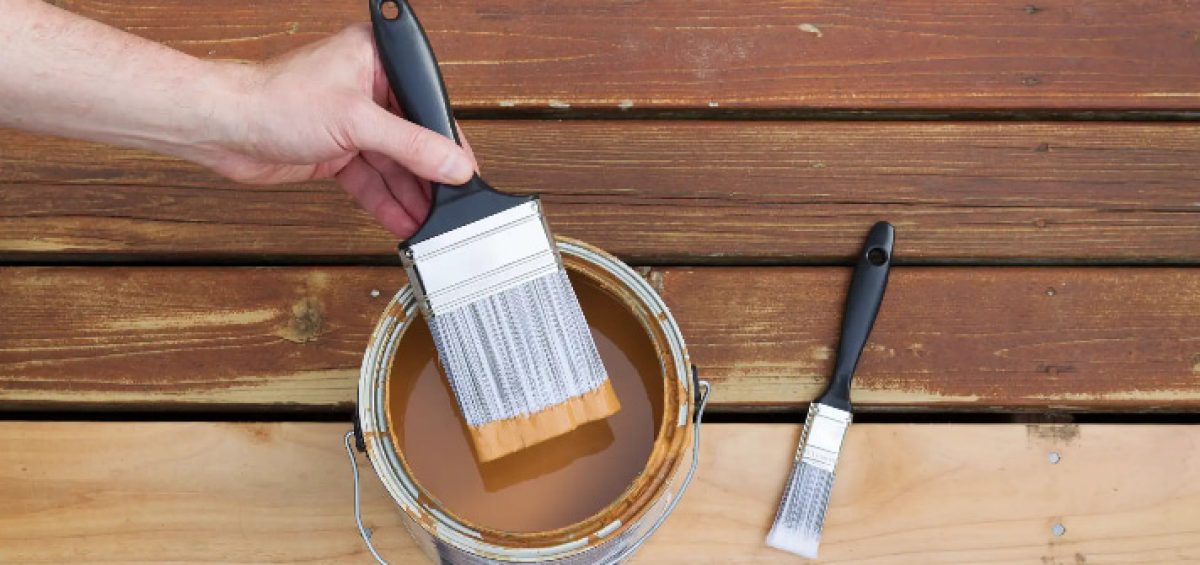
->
[402, 200, 609, 428]
[766, 461, 834, 558]
[767, 402, 852, 559]
[427, 269, 607, 426]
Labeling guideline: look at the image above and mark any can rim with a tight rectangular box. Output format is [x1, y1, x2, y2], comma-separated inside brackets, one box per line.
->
[357, 238, 696, 560]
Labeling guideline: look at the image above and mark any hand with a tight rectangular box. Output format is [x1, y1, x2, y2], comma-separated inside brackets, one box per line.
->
[1, 1, 471, 239]
[196, 23, 477, 238]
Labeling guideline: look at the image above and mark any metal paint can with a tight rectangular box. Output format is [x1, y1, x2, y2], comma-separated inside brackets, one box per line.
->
[349, 238, 709, 564]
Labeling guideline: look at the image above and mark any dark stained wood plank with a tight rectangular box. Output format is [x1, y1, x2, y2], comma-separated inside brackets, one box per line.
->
[0, 267, 388, 410]
[663, 267, 1200, 410]
[51, 0, 1200, 111]
[3, 122, 1200, 264]
[3, 422, 1198, 563]
[1, 266, 1197, 412]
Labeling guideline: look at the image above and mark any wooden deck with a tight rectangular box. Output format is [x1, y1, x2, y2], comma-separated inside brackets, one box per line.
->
[2, 1, 1198, 562]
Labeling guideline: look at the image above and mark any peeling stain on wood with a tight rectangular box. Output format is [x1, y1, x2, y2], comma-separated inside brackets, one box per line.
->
[4, 267, 1198, 411]
[45, 0, 1200, 111]
[3, 123, 1199, 263]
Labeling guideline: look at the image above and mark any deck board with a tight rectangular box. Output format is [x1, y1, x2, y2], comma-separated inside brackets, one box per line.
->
[4, 122, 1200, 263]
[2, 266, 1197, 412]
[2, 2, 1195, 563]
[49, 0, 1200, 112]
[1, 422, 1196, 563]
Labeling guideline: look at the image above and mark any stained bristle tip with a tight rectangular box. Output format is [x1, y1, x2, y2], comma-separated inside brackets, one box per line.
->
[469, 379, 620, 462]
[428, 268, 616, 457]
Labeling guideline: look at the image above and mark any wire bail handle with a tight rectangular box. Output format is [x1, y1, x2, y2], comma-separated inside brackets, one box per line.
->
[344, 376, 712, 564]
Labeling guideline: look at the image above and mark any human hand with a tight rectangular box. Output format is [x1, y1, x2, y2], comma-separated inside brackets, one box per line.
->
[196, 23, 477, 238]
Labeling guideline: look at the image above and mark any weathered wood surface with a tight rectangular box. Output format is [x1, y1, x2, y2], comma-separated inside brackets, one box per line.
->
[0, 267, 383, 410]
[4, 122, 1200, 263]
[52, 0, 1200, 112]
[2, 422, 1196, 563]
[2, 266, 1197, 411]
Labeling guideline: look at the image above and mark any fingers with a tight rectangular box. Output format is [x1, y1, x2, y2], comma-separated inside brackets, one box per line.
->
[335, 155, 421, 238]
[351, 103, 474, 185]
[456, 121, 481, 174]
[362, 150, 431, 225]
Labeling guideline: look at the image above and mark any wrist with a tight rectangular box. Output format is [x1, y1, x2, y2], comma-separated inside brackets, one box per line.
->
[174, 59, 263, 166]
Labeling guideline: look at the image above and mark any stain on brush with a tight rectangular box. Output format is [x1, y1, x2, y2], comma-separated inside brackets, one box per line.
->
[387, 273, 662, 533]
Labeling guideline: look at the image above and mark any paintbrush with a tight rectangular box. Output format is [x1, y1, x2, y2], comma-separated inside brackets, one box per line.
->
[370, 0, 618, 462]
[766, 221, 894, 558]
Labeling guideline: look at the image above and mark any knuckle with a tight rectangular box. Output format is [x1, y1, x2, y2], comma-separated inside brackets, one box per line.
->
[401, 128, 433, 160]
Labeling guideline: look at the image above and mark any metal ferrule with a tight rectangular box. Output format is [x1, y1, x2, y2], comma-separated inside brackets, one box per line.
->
[796, 403, 852, 474]
[401, 201, 562, 317]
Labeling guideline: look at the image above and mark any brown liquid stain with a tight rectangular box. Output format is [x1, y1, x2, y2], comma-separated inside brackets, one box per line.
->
[1026, 424, 1081, 444]
[387, 273, 664, 533]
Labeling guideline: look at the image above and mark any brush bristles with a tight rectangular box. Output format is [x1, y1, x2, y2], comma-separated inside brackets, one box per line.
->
[767, 402, 852, 559]
[766, 461, 835, 558]
[428, 268, 611, 429]
[468, 379, 620, 461]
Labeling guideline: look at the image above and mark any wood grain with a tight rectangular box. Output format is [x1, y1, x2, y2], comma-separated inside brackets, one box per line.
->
[665, 267, 1200, 410]
[1, 422, 1197, 563]
[0, 267, 385, 410]
[50, 0, 1200, 111]
[2, 266, 1198, 412]
[4, 122, 1200, 263]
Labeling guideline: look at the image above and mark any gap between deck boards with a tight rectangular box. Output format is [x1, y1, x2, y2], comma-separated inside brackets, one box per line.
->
[3, 410, 1199, 426]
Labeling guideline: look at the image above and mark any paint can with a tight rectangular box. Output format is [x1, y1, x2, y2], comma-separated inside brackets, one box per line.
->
[348, 238, 710, 564]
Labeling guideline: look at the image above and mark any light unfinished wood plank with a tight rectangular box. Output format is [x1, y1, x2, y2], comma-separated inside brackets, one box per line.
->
[48, 0, 1200, 111]
[1, 422, 1196, 563]
[3, 122, 1200, 263]
[1, 267, 1198, 412]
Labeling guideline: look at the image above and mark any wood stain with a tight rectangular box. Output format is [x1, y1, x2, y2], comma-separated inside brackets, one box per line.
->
[386, 272, 665, 533]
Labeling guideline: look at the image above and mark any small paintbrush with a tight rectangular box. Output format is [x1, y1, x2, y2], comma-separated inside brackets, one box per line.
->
[766, 221, 894, 558]
[370, 0, 618, 462]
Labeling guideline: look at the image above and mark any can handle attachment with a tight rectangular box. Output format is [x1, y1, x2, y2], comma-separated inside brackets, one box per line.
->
[344, 379, 712, 565]
[607, 378, 711, 563]
[344, 430, 389, 565]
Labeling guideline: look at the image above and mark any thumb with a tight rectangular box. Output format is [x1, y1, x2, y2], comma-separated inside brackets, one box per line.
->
[351, 103, 474, 185]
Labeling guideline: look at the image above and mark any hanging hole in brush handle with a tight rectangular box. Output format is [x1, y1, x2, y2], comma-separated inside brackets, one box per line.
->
[867, 247, 888, 266]
[369, 0, 458, 144]
[378, 0, 400, 20]
[818, 222, 895, 411]
[369, 0, 534, 246]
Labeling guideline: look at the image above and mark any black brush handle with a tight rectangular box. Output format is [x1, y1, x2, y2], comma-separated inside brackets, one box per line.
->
[369, 0, 532, 246]
[817, 222, 895, 411]
[369, 0, 457, 144]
